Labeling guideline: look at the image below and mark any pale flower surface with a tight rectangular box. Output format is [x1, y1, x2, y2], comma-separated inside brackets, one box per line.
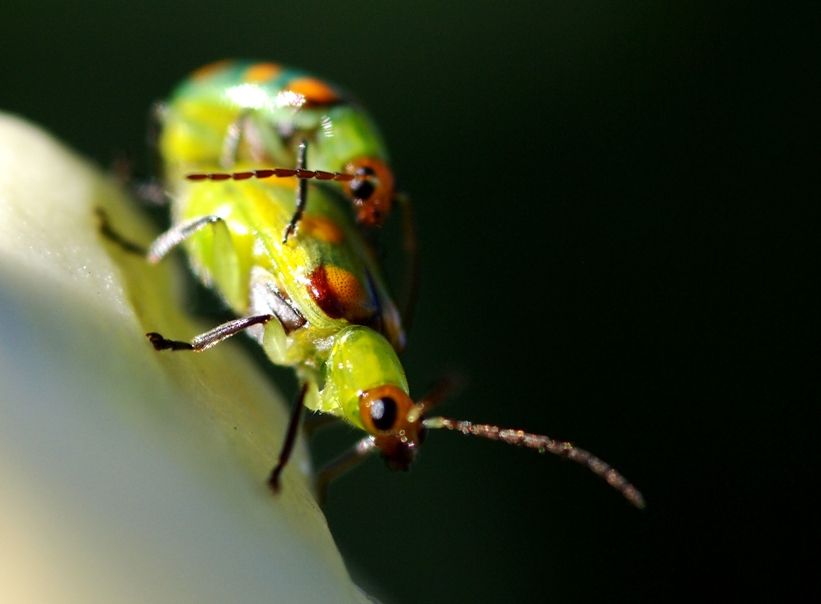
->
[0, 113, 371, 604]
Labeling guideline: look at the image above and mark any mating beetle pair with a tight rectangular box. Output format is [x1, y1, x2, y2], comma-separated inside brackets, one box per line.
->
[138, 59, 644, 508]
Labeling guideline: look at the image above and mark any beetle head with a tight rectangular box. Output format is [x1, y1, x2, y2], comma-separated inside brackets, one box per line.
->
[343, 157, 395, 226]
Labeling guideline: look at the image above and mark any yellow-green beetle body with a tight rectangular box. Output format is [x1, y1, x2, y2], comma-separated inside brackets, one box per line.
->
[143, 60, 645, 506]
[168, 174, 406, 430]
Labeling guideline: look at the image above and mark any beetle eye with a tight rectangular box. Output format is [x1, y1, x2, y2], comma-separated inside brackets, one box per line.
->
[350, 176, 376, 201]
[342, 159, 394, 227]
[370, 396, 397, 431]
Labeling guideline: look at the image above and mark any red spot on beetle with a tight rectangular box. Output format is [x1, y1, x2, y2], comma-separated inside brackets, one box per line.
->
[307, 265, 372, 321]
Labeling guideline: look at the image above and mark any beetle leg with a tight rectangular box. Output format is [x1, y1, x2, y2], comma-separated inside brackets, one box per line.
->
[248, 268, 307, 334]
[131, 101, 170, 206]
[95, 208, 147, 256]
[220, 109, 293, 169]
[302, 412, 342, 438]
[281, 139, 309, 243]
[314, 436, 377, 506]
[220, 109, 256, 168]
[395, 191, 420, 332]
[268, 382, 309, 492]
[107, 103, 169, 207]
[146, 314, 273, 352]
[146, 101, 165, 177]
[146, 214, 224, 263]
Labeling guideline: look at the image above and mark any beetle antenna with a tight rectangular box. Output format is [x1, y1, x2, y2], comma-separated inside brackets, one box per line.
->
[185, 168, 356, 183]
[422, 416, 645, 509]
[417, 375, 465, 413]
[407, 375, 465, 424]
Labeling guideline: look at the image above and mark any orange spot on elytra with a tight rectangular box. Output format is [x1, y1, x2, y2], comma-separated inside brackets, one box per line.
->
[244, 62, 282, 83]
[300, 214, 345, 244]
[307, 265, 371, 321]
[285, 77, 340, 106]
[191, 60, 232, 80]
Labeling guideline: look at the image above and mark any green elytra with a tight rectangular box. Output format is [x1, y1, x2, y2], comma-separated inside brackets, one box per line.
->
[143, 60, 645, 507]
[160, 59, 396, 226]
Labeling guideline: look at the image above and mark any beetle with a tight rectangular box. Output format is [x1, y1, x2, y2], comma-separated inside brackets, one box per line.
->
[139, 61, 645, 508]
[157, 59, 397, 240]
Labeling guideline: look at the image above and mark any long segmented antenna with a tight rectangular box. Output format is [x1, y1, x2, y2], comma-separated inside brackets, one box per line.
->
[423, 417, 646, 509]
[185, 168, 356, 183]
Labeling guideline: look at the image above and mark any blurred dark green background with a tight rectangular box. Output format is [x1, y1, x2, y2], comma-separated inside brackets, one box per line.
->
[3, 2, 817, 602]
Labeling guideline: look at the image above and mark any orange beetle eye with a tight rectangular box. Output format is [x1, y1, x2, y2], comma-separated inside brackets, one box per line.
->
[343, 158, 395, 227]
[359, 385, 412, 435]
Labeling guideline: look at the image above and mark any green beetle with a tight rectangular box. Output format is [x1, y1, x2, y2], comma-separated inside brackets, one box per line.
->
[141, 61, 644, 508]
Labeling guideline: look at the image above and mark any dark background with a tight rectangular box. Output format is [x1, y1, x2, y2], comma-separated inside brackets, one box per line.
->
[3, 2, 817, 602]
